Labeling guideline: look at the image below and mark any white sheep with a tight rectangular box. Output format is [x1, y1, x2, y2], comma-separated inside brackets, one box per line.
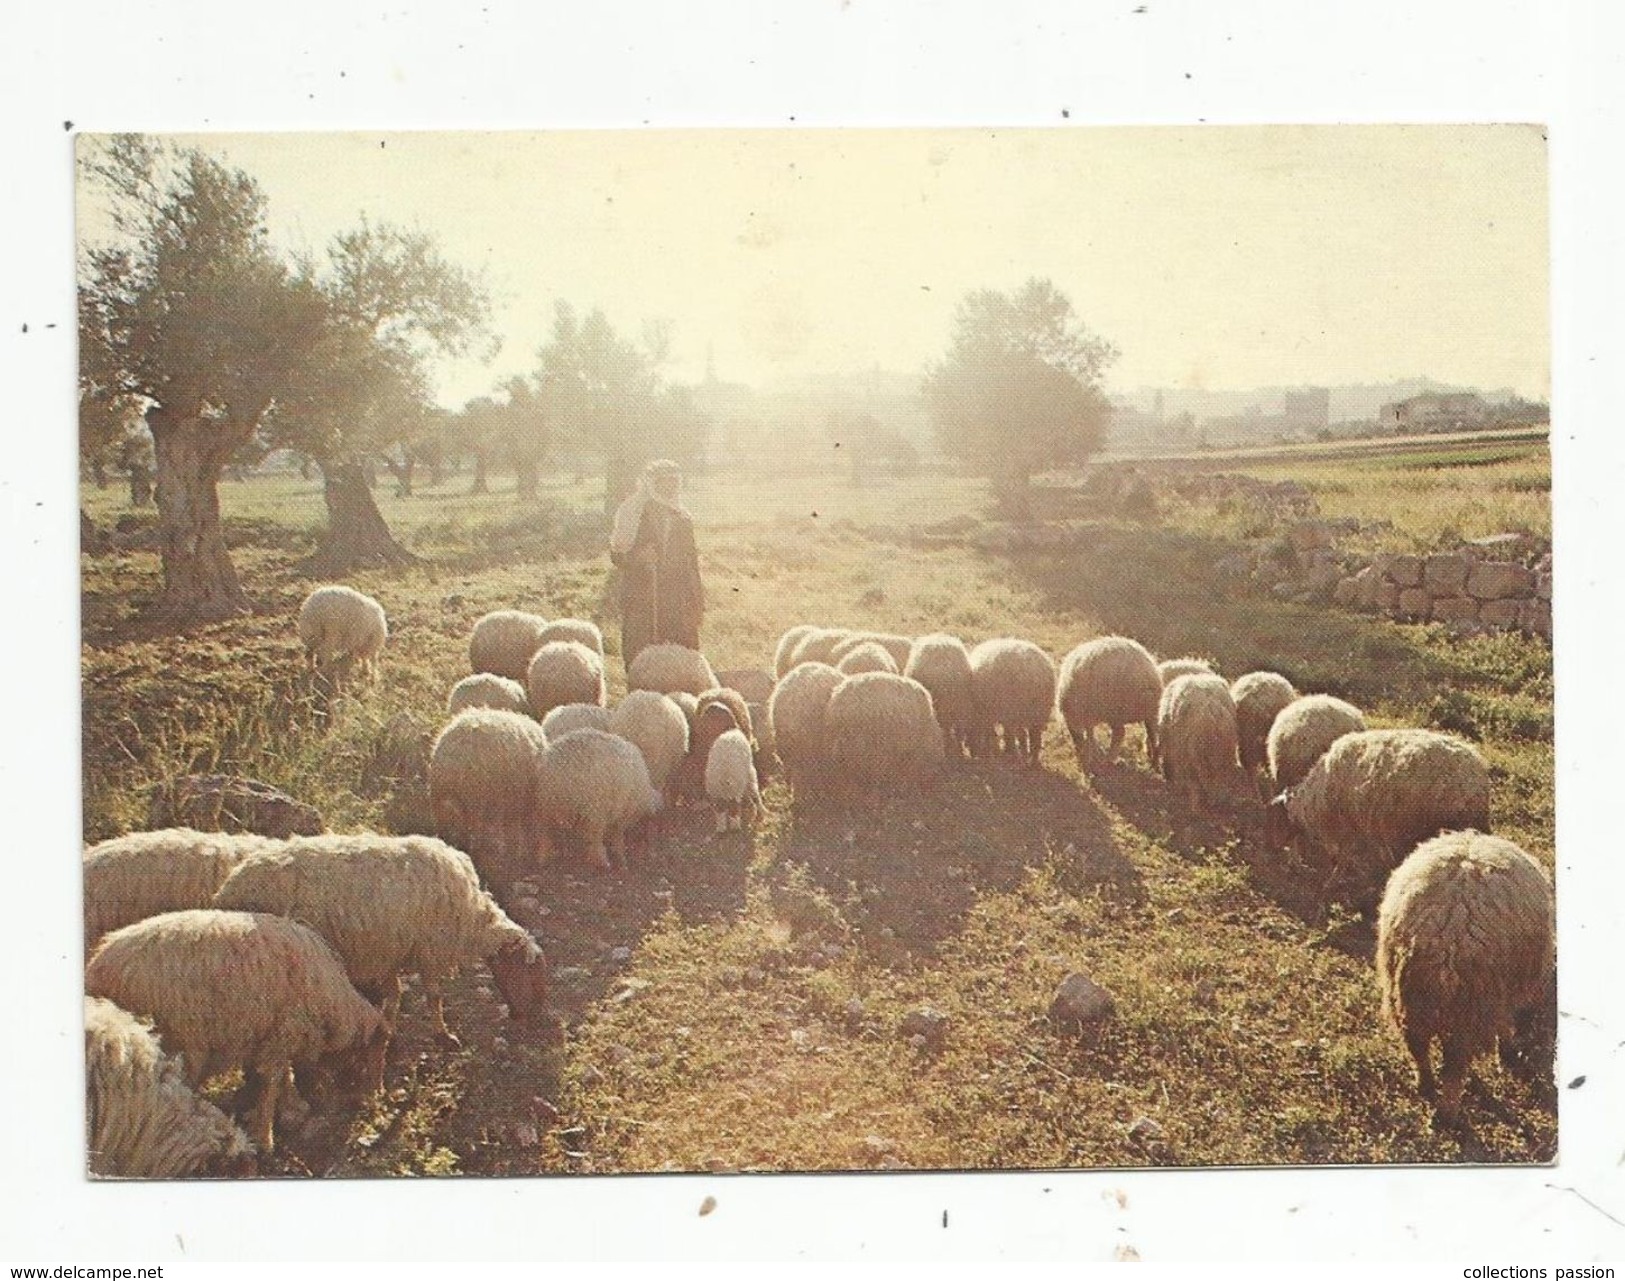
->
[969, 638, 1057, 763]
[1267, 728, 1493, 911]
[83, 828, 282, 958]
[1157, 673, 1245, 811]
[541, 702, 613, 740]
[85, 909, 388, 1153]
[830, 632, 914, 672]
[446, 672, 531, 718]
[298, 585, 388, 680]
[213, 834, 550, 1048]
[1157, 656, 1216, 685]
[825, 671, 945, 789]
[1265, 694, 1368, 795]
[788, 627, 854, 669]
[905, 633, 975, 758]
[695, 686, 755, 742]
[668, 699, 746, 804]
[535, 728, 664, 872]
[1377, 830, 1555, 1119]
[626, 642, 718, 696]
[835, 641, 900, 676]
[609, 690, 691, 795]
[668, 690, 700, 726]
[717, 667, 777, 704]
[468, 609, 548, 683]
[1056, 635, 1163, 770]
[526, 640, 607, 719]
[536, 617, 605, 655]
[768, 661, 845, 783]
[1230, 671, 1299, 785]
[85, 996, 254, 1179]
[773, 625, 820, 679]
[428, 707, 549, 876]
[705, 728, 761, 834]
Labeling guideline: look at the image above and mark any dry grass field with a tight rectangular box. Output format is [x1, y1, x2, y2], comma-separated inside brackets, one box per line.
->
[79, 433, 1556, 1176]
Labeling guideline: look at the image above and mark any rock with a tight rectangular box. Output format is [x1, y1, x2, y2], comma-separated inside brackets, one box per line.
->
[1375, 581, 1402, 613]
[1536, 571, 1552, 602]
[844, 997, 866, 1029]
[1301, 562, 1342, 602]
[1384, 554, 1425, 588]
[901, 1006, 949, 1051]
[1352, 564, 1382, 609]
[147, 774, 323, 838]
[1430, 595, 1480, 623]
[1522, 597, 1553, 640]
[514, 1122, 539, 1147]
[1397, 588, 1431, 620]
[577, 1066, 604, 1089]
[1271, 581, 1297, 601]
[491, 1036, 510, 1054]
[1423, 554, 1470, 595]
[609, 946, 633, 965]
[605, 1043, 634, 1066]
[1466, 561, 1535, 601]
[1127, 1116, 1165, 1144]
[1479, 598, 1523, 629]
[1287, 521, 1335, 554]
[1049, 972, 1117, 1032]
[1332, 576, 1361, 607]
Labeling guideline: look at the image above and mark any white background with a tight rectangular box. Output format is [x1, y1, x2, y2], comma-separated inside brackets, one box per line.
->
[3, 0, 1622, 1263]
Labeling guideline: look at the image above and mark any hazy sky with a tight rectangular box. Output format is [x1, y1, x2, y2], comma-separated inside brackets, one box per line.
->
[80, 125, 1549, 407]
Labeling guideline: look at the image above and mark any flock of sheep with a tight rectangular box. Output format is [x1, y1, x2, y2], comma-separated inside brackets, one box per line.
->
[79, 581, 1556, 1178]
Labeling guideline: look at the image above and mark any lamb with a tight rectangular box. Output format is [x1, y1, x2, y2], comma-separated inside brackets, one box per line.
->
[835, 641, 900, 676]
[1230, 671, 1300, 786]
[1056, 635, 1163, 770]
[213, 834, 549, 1048]
[626, 642, 718, 696]
[608, 690, 691, 795]
[85, 909, 388, 1153]
[541, 702, 613, 740]
[824, 671, 945, 789]
[526, 640, 607, 719]
[297, 585, 388, 680]
[1158, 656, 1216, 685]
[768, 661, 845, 784]
[788, 627, 854, 669]
[469, 610, 548, 683]
[535, 617, 605, 655]
[705, 727, 761, 834]
[535, 728, 664, 872]
[773, 625, 820, 678]
[1157, 673, 1246, 810]
[428, 708, 549, 878]
[85, 996, 254, 1179]
[84, 828, 282, 958]
[1265, 694, 1368, 794]
[446, 673, 531, 717]
[968, 638, 1057, 763]
[905, 633, 976, 757]
[1376, 830, 1555, 1119]
[1267, 728, 1493, 912]
[717, 667, 777, 705]
[830, 632, 914, 672]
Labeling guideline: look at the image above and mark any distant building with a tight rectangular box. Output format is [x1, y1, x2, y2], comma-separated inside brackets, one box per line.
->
[1380, 391, 1491, 432]
[1281, 387, 1331, 431]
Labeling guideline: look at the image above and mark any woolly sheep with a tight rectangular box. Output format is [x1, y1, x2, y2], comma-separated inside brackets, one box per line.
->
[213, 834, 549, 1047]
[830, 632, 914, 672]
[705, 728, 762, 834]
[84, 828, 282, 958]
[627, 642, 718, 696]
[718, 667, 777, 705]
[768, 661, 845, 783]
[535, 728, 663, 871]
[469, 610, 548, 683]
[696, 686, 755, 741]
[668, 700, 744, 803]
[1265, 694, 1368, 795]
[85, 996, 254, 1179]
[773, 625, 820, 678]
[85, 910, 388, 1153]
[298, 585, 388, 680]
[836, 641, 900, 676]
[536, 617, 605, 655]
[905, 633, 975, 757]
[1268, 728, 1492, 911]
[1231, 671, 1299, 782]
[1377, 830, 1555, 1119]
[1157, 673, 1245, 811]
[1056, 636, 1163, 770]
[668, 690, 700, 725]
[609, 690, 691, 794]
[542, 702, 613, 740]
[446, 673, 531, 717]
[968, 638, 1057, 763]
[1158, 657, 1216, 685]
[825, 671, 945, 789]
[788, 628, 854, 669]
[428, 708, 549, 876]
[526, 640, 607, 719]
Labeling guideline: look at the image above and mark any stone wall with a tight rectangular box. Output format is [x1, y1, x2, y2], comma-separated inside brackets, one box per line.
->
[1332, 546, 1552, 640]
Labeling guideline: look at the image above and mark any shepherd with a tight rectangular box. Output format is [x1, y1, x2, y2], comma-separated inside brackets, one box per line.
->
[608, 458, 704, 672]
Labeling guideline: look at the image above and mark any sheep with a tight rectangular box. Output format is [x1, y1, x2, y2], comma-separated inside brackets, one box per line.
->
[85, 909, 388, 1154]
[542, 702, 613, 740]
[536, 617, 605, 655]
[1230, 671, 1299, 790]
[835, 641, 900, 676]
[1157, 673, 1246, 811]
[469, 609, 549, 683]
[718, 667, 777, 705]
[84, 828, 282, 958]
[428, 708, 549, 878]
[609, 689, 691, 795]
[747, 699, 775, 778]
[627, 642, 718, 696]
[535, 728, 663, 872]
[85, 996, 254, 1179]
[830, 632, 914, 672]
[773, 625, 820, 679]
[213, 834, 549, 1049]
[968, 638, 1057, 764]
[526, 640, 607, 719]
[668, 700, 744, 804]
[668, 690, 700, 725]
[1265, 694, 1368, 795]
[297, 585, 388, 680]
[1056, 635, 1163, 770]
[768, 661, 845, 784]
[446, 673, 531, 718]
[1157, 656, 1216, 685]
[696, 686, 755, 741]
[705, 728, 761, 834]
[788, 627, 854, 669]
[1376, 830, 1555, 1119]
[825, 671, 945, 790]
[1267, 728, 1493, 912]
[905, 633, 976, 757]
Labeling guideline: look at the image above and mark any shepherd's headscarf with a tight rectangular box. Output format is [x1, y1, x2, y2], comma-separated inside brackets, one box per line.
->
[610, 459, 683, 555]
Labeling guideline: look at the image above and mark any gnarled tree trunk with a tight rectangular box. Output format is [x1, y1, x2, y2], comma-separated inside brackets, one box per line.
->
[148, 406, 253, 625]
[469, 447, 488, 495]
[514, 457, 540, 501]
[383, 452, 415, 498]
[306, 460, 418, 575]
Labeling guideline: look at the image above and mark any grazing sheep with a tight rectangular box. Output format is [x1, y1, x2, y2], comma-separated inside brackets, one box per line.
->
[541, 702, 613, 740]
[1056, 635, 1163, 770]
[705, 728, 762, 834]
[768, 661, 845, 783]
[213, 834, 549, 1048]
[469, 610, 549, 683]
[1268, 729, 1493, 911]
[536, 617, 605, 655]
[84, 829, 282, 958]
[696, 686, 755, 741]
[905, 633, 976, 757]
[1231, 671, 1299, 789]
[298, 585, 388, 680]
[446, 673, 531, 718]
[1157, 656, 1216, 685]
[1157, 673, 1245, 810]
[627, 642, 718, 696]
[668, 690, 700, 726]
[968, 638, 1057, 763]
[526, 640, 607, 719]
[825, 671, 945, 789]
[1266, 694, 1368, 794]
[830, 632, 914, 672]
[773, 625, 820, 679]
[428, 708, 549, 877]
[836, 641, 900, 676]
[668, 701, 744, 804]
[609, 690, 691, 795]
[535, 728, 663, 871]
[85, 910, 388, 1154]
[1377, 830, 1555, 1119]
[717, 666, 777, 705]
[788, 628, 854, 669]
[85, 996, 254, 1179]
